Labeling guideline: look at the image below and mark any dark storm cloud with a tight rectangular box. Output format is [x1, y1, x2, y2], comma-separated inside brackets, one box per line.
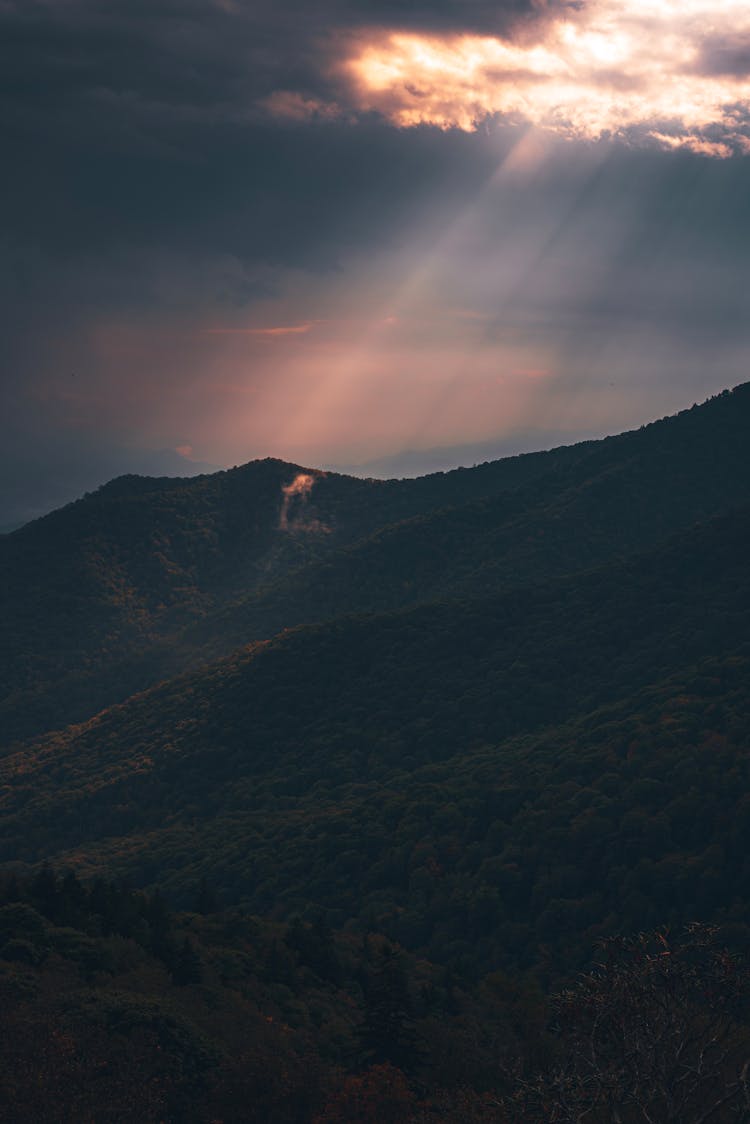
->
[0, 0, 584, 278]
[0, 0, 539, 268]
[0, 0, 535, 128]
[1, 0, 746, 276]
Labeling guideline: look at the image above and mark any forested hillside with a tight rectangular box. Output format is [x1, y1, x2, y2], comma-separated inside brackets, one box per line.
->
[0, 440, 590, 744]
[2, 384, 750, 745]
[3, 499, 750, 978]
[3, 384, 750, 1121]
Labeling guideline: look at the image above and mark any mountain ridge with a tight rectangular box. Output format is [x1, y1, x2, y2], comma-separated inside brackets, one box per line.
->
[3, 383, 748, 744]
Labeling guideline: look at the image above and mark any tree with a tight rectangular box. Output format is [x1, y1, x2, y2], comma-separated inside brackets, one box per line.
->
[509, 924, 750, 1123]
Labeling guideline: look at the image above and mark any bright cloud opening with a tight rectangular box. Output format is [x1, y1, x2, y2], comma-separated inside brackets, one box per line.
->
[336, 0, 750, 155]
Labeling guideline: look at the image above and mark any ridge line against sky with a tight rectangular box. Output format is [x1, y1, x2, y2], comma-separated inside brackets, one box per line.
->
[1, 0, 750, 526]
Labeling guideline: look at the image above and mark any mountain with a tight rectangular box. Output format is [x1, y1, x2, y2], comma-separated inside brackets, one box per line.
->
[4, 382, 750, 1123]
[2, 385, 750, 980]
[187, 381, 750, 654]
[0, 441, 593, 744]
[2, 383, 750, 746]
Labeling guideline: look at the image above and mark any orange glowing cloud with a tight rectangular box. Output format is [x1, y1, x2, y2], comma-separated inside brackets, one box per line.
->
[279, 472, 330, 533]
[282, 472, 315, 499]
[322, 0, 750, 155]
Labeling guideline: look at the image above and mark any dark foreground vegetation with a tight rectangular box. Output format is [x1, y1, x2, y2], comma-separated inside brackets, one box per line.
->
[3, 385, 750, 1119]
[2, 871, 749, 1123]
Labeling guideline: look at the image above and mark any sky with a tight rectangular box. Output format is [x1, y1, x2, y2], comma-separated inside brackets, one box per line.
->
[2, 0, 750, 525]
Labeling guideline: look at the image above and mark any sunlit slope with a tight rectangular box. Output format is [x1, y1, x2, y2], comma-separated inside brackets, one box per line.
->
[2, 502, 749, 978]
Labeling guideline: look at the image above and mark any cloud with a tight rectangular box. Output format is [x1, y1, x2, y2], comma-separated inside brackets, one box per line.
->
[262, 91, 346, 122]
[696, 33, 750, 79]
[324, 0, 750, 155]
[279, 471, 329, 532]
[202, 321, 317, 337]
[2, 0, 750, 526]
[282, 472, 315, 499]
